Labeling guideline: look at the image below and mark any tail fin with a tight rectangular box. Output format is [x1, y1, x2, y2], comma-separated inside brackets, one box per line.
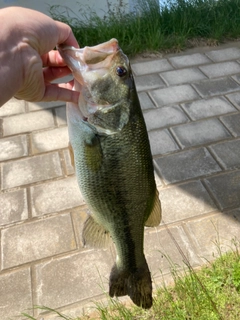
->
[109, 259, 152, 309]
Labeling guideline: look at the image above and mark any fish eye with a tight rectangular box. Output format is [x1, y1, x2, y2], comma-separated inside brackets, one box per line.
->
[116, 66, 127, 77]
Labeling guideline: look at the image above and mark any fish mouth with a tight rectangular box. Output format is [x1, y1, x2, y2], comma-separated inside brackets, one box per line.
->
[57, 38, 120, 86]
[58, 39, 121, 122]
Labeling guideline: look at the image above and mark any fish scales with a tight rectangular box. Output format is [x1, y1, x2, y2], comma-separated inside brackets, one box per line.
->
[58, 39, 161, 309]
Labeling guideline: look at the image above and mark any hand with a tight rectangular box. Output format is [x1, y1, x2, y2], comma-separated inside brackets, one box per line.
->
[0, 7, 80, 106]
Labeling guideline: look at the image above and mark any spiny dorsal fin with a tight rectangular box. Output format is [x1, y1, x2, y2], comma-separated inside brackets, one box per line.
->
[68, 142, 75, 168]
[145, 189, 162, 227]
[82, 215, 111, 248]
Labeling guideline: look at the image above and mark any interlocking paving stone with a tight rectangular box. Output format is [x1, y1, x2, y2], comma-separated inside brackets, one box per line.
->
[199, 61, 240, 78]
[131, 59, 172, 76]
[205, 47, 240, 62]
[155, 148, 221, 184]
[220, 113, 240, 137]
[30, 176, 84, 217]
[0, 268, 32, 319]
[204, 170, 240, 210]
[138, 92, 156, 110]
[28, 100, 64, 111]
[231, 74, 240, 87]
[183, 212, 240, 261]
[1, 152, 62, 189]
[209, 139, 240, 169]
[159, 181, 216, 224]
[0, 134, 28, 161]
[226, 91, 240, 110]
[181, 96, 236, 120]
[168, 53, 211, 68]
[31, 127, 69, 153]
[55, 105, 67, 125]
[193, 77, 240, 98]
[148, 129, 179, 156]
[134, 74, 165, 91]
[0, 189, 28, 226]
[161, 67, 206, 85]
[1, 213, 76, 269]
[2, 109, 55, 136]
[149, 85, 199, 107]
[0, 98, 26, 117]
[34, 249, 114, 310]
[63, 148, 75, 175]
[171, 118, 232, 148]
[143, 105, 189, 131]
[145, 225, 201, 276]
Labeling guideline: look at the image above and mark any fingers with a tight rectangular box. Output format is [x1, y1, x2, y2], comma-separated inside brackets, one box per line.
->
[41, 51, 66, 67]
[43, 65, 73, 82]
[43, 83, 80, 103]
[55, 21, 79, 48]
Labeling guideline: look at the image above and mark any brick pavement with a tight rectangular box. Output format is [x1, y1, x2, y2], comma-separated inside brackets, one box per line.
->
[1, 43, 240, 320]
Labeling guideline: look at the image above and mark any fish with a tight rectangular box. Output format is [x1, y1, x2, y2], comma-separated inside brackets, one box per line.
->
[58, 39, 161, 309]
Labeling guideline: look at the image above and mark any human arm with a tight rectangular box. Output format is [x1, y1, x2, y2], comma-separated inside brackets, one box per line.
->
[0, 6, 80, 107]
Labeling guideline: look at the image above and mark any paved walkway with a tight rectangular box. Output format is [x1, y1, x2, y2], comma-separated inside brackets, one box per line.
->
[1, 42, 240, 320]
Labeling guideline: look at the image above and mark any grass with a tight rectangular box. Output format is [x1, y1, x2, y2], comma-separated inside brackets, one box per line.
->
[50, 0, 240, 56]
[22, 239, 240, 320]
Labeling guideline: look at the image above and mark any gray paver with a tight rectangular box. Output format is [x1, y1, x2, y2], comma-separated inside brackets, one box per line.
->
[0, 189, 28, 225]
[145, 225, 201, 277]
[28, 100, 64, 111]
[2, 109, 55, 136]
[209, 139, 240, 169]
[204, 170, 240, 210]
[138, 92, 156, 110]
[135, 74, 165, 91]
[205, 47, 240, 62]
[0, 134, 28, 161]
[148, 129, 179, 156]
[1, 152, 62, 189]
[31, 127, 69, 153]
[171, 118, 232, 148]
[161, 67, 206, 86]
[199, 61, 240, 78]
[1, 213, 76, 269]
[226, 91, 240, 110]
[0, 98, 26, 117]
[168, 53, 211, 68]
[143, 105, 189, 131]
[31, 176, 84, 217]
[159, 181, 216, 224]
[155, 148, 221, 184]
[34, 249, 114, 311]
[184, 212, 240, 261]
[63, 148, 75, 175]
[150, 85, 199, 107]
[0, 268, 32, 319]
[181, 96, 236, 120]
[220, 113, 240, 137]
[193, 77, 240, 98]
[55, 105, 67, 125]
[131, 59, 172, 76]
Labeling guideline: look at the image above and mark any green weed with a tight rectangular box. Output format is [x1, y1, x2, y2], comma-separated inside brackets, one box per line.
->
[49, 0, 240, 55]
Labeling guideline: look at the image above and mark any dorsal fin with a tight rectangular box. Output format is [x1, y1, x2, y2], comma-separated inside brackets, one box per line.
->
[145, 189, 162, 227]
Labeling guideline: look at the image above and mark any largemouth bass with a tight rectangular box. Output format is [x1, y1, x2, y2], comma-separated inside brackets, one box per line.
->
[58, 39, 161, 309]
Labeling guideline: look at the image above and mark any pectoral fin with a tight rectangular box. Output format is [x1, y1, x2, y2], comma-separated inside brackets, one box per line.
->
[82, 215, 111, 248]
[145, 189, 162, 227]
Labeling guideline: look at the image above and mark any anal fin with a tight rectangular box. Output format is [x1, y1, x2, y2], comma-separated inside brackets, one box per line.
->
[145, 189, 162, 227]
[82, 215, 111, 248]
